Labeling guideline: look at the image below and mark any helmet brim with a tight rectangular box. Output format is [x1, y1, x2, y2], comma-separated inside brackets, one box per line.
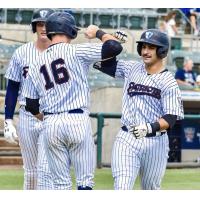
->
[32, 18, 46, 23]
[136, 39, 164, 47]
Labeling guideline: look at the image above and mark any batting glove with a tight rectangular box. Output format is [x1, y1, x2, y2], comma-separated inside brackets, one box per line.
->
[4, 119, 18, 145]
[130, 123, 152, 139]
[112, 30, 128, 43]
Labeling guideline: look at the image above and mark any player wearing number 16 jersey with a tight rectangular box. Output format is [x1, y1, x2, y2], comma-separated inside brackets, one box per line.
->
[23, 12, 122, 189]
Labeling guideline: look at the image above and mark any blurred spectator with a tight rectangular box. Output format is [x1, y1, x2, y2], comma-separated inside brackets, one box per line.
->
[196, 74, 200, 86]
[180, 8, 200, 36]
[175, 57, 197, 86]
[158, 20, 167, 33]
[164, 10, 178, 37]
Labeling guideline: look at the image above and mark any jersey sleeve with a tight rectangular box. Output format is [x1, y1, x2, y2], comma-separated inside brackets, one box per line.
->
[161, 86, 184, 120]
[22, 69, 39, 99]
[4, 49, 22, 82]
[115, 60, 134, 79]
[75, 43, 102, 66]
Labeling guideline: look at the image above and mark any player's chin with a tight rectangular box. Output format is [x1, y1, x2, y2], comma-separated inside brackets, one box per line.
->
[142, 57, 152, 64]
[40, 35, 49, 40]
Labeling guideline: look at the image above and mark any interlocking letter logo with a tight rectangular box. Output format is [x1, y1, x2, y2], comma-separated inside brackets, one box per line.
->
[145, 31, 153, 39]
[40, 10, 48, 18]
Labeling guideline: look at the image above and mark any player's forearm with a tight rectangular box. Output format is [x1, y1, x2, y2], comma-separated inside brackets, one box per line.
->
[5, 79, 20, 119]
[158, 114, 177, 130]
[157, 118, 170, 131]
[100, 32, 118, 43]
[25, 98, 43, 121]
[85, 25, 118, 42]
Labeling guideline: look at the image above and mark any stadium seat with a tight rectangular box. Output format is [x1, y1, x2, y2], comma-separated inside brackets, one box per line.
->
[147, 17, 158, 29]
[129, 16, 143, 29]
[20, 10, 33, 24]
[170, 37, 182, 50]
[6, 9, 18, 24]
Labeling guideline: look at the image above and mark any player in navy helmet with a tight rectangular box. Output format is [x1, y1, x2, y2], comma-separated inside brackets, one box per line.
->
[4, 8, 54, 189]
[136, 29, 169, 59]
[23, 12, 123, 189]
[45, 11, 80, 40]
[94, 28, 184, 189]
[31, 8, 54, 33]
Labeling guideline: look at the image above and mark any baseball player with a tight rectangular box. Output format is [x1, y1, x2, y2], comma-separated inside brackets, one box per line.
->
[22, 11, 122, 190]
[4, 9, 54, 190]
[94, 29, 184, 189]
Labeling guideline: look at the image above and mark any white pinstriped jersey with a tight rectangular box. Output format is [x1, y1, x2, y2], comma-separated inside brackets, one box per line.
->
[5, 42, 42, 106]
[23, 42, 102, 113]
[115, 60, 184, 127]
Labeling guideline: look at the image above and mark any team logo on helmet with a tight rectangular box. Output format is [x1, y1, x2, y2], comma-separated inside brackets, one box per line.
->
[40, 10, 48, 18]
[145, 31, 153, 39]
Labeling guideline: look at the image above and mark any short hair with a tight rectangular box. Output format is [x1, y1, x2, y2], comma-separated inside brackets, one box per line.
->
[183, 57, 193, 65]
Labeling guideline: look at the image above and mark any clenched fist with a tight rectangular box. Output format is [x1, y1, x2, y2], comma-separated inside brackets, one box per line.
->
[85, 25, 99, 39]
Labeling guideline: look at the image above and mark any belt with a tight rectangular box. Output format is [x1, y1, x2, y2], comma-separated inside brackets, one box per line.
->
[121, 125, 166, 137]
[44, 109, 83, 116]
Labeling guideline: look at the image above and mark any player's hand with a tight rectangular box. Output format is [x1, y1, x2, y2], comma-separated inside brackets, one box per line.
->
[130, 123, 152, 139]
[112, 30, 128, 43]
[85, 25, 99, 39]
[4, 119, 18, 145]
[35, 113, 44, 121]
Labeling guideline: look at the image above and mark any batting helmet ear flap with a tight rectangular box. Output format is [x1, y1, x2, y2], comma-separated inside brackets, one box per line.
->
[69, 26, 78, 39]
[157, 46, 168, 59]
[137, 43, 142, 56]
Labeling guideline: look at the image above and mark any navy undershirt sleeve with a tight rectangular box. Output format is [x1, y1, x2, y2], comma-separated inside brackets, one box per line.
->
[5, 79, 20, 119]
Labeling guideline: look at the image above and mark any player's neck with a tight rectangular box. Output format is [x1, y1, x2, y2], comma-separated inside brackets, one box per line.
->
[51, 35, 71, 45]
[145, 61, 165, 74]
[35, 39, 51, 52]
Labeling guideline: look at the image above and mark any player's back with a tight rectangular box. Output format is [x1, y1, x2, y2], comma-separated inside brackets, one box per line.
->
[28, 42, 102, 113]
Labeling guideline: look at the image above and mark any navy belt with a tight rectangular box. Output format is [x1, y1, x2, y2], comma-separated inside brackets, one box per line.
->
[44, 109, 83, 116]
[121, 125, 166, 137]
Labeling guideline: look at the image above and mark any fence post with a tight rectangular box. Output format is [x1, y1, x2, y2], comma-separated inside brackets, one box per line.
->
[96, 113, 104, 168]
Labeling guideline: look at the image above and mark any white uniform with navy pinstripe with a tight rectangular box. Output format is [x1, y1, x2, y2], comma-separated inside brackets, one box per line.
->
[5, 42, 53, 190]
[111, 60, 184, 190]
[23, 42, 102, 189]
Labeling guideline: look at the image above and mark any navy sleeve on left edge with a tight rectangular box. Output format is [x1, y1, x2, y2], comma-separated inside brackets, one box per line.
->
[5, 79, 20, 119]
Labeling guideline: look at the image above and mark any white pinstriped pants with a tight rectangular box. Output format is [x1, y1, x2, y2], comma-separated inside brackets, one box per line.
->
[17, 107, 53, 190]
[111, 129, 169, 190]
[43, 112, 95, 190]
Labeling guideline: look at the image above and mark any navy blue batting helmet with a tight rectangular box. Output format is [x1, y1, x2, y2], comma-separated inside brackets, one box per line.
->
[136, 29, 169, 59]
[46, 12, 80, 40]
[31, 8, 55, 33]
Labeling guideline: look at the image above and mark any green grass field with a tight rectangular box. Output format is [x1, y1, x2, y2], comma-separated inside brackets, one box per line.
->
[0, 167, 199, 190]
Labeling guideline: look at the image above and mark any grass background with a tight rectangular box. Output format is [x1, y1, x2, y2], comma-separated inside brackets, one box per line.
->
[0, 167, 199, 190]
